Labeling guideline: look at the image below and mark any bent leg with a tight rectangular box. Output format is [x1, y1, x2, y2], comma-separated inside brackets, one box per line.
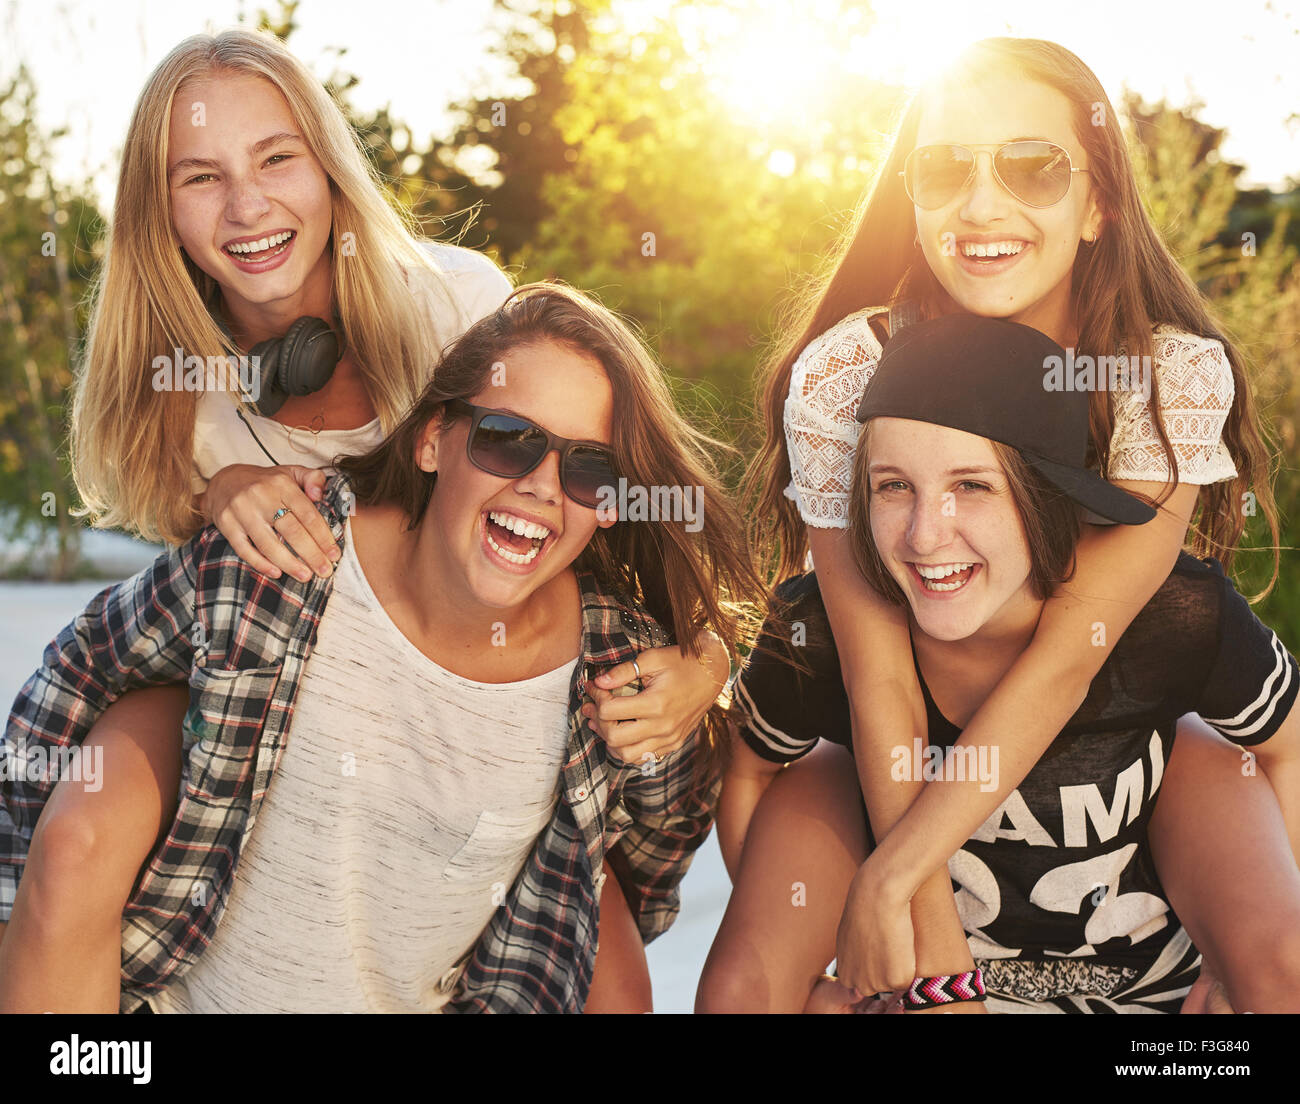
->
[0, 684, 188, 1012]
[1149, 714, 1300, 1012]
[696, 741, 867, 1013]
[584, 860, 653, 1013]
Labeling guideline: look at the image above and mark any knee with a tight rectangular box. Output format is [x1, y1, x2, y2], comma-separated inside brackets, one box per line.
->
[23, 806, 124, 922]
[696, 945, 775, 1013]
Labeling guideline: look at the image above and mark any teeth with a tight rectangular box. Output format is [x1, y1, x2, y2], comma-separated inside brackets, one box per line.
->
[915, 562, 974, 580]
[961, 240, 1024, 258]
[486, 530, 542, 565]
[226, 231, 294, 255]
[488, 511, 552, 540]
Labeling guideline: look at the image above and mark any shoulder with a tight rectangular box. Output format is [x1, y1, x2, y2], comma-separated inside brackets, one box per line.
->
[1149, 325, 1235, 402]
[575, 569, 671, 656]
[792, 308, 886, 378]
[415, 240, 513, 319]
[1115, 551, 1227, 661]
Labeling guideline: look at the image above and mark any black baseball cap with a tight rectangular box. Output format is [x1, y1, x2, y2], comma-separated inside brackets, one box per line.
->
[855, 314, 1156, 526]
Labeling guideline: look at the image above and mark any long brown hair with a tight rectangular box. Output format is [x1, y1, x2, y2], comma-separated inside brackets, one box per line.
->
[848, 425, 1082, 606]
[70, 28, 465, 545]
[748, 36, 1279, 595]
[337, 282, 767, 758]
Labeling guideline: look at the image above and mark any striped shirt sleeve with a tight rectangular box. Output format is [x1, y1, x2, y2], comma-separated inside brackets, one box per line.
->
[1197, 570, 1298, 746]
[733, 573, 850, 765]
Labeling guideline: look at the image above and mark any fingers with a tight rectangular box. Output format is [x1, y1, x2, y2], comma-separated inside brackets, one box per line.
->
[209, 467, 340, 581]
[287, 464, 329, 502]
[592, 659, 641, 692]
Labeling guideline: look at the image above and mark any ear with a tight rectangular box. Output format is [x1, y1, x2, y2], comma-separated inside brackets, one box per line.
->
[1081, 188, 1105, 245]
[593, 503, 619, 529]
[414, 410, 448, 475]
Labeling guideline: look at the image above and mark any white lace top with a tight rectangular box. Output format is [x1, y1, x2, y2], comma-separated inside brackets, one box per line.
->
[783, 308, 1239, 529]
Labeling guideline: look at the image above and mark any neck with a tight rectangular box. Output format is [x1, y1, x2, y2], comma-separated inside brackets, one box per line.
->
[911, 587, 1045, 698]
[351, 501, 568, 670]
[220, 251, 334, 347]
[1008, 283, 1078, 349]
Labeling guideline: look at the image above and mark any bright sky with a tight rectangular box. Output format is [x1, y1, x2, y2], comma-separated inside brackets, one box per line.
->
[4, 0, 1298, 207]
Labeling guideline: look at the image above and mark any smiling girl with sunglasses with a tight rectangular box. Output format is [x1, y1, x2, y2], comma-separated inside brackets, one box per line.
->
[1, 283, 764, 1012]
[748, 36, 1283, 1000]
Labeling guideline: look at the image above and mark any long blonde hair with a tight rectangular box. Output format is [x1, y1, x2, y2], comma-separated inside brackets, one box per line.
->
[748, 37, 1280, 594]
[71, 27, 464, 545]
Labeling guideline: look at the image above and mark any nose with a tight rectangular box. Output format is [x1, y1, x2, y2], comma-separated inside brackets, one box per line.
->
[958, 150, 1011, 225]
[514, 447, 564, 505]
[224, 172, 272, 227]
[906, 491, 956, 556]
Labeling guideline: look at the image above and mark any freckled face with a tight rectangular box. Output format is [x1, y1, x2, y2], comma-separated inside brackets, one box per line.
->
[167, 73, 333, 317]
[912, 72, 1103, 338]
[866, 418, 1036, 643]
[415, 340, 617, 613]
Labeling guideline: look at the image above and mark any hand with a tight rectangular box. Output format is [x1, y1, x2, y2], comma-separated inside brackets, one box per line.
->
[581, 629, 729, 766]
[1181, 965, 1235, 1014]
[199, 463, 339, 582]
[804, 975, 888, 1014]
[835, 857, 917, 998]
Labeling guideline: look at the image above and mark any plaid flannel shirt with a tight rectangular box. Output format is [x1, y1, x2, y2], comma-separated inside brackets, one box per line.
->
[1, 472, 718, 1013]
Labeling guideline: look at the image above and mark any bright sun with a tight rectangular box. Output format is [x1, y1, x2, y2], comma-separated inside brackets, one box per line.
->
[700, 0, 1000, 129]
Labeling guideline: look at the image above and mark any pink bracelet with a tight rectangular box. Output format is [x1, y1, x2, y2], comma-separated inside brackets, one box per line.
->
[902, 968, 987, 1010]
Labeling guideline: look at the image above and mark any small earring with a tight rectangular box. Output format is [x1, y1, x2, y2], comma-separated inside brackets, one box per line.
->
[1084, 232, 1098, 245]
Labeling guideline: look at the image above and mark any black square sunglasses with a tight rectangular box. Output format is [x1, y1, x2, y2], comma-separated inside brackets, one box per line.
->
[444, 398, 618, 509]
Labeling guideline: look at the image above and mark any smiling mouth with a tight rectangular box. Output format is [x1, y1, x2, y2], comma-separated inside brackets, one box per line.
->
[911, 562, 978, 593]
[484, 510, 553, 567]
[224, 230, 296, 262]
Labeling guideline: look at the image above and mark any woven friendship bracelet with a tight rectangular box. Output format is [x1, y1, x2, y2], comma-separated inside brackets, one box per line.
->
[902, 968, 987, 1010]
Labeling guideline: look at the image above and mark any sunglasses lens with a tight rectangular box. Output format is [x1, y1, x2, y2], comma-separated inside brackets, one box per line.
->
[563, 445, 617, 508]
[995, 141, 1073, 206]
[471, 413, 546, 476]
[907, 145, 974, 209]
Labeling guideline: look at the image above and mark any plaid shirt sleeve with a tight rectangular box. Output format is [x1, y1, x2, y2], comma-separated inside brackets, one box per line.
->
[600, 600, 720, 945]
[1, 542, 201, 919]
[605, 736, 721, 944]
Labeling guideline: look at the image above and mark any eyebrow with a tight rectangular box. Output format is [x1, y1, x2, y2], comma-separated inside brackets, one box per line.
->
[168, 132, 305, 179]
[868, 464, 1002, 479]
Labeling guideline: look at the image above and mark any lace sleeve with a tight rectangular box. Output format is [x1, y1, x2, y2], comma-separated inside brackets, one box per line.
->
[1107, 328, 1238, 485]
[782, 310, 885, 529]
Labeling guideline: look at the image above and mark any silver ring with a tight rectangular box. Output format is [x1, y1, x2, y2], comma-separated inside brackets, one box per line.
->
[631, 657, 642, 681]
[270, 507, 289, 526]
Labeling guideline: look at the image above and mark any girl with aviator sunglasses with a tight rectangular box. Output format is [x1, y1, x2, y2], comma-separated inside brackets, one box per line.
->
[747, 36, 1285, 1004]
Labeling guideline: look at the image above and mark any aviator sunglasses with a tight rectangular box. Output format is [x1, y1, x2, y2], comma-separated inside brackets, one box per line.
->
[901, 140, 1090, 210]
[445, 398, 618, 509]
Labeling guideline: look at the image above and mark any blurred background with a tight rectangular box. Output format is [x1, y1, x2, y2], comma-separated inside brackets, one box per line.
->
[1, 0, 1298, 1010]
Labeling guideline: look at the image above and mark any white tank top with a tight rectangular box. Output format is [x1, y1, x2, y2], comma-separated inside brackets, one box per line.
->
[149, 514, 575, 1012]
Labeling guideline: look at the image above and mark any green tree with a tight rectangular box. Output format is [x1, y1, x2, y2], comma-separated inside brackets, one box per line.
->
[0, 65, 103, 578]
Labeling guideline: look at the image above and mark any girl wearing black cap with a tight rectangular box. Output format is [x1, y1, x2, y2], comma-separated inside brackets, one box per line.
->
[702, 316, 1299, 1013]
[744, 36, 1285, 1005]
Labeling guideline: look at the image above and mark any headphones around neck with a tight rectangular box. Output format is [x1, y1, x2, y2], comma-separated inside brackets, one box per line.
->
[214, 309, 342, 418]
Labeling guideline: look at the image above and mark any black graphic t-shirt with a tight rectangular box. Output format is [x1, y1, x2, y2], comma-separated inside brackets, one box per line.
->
[734, 553, 1298, 970]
